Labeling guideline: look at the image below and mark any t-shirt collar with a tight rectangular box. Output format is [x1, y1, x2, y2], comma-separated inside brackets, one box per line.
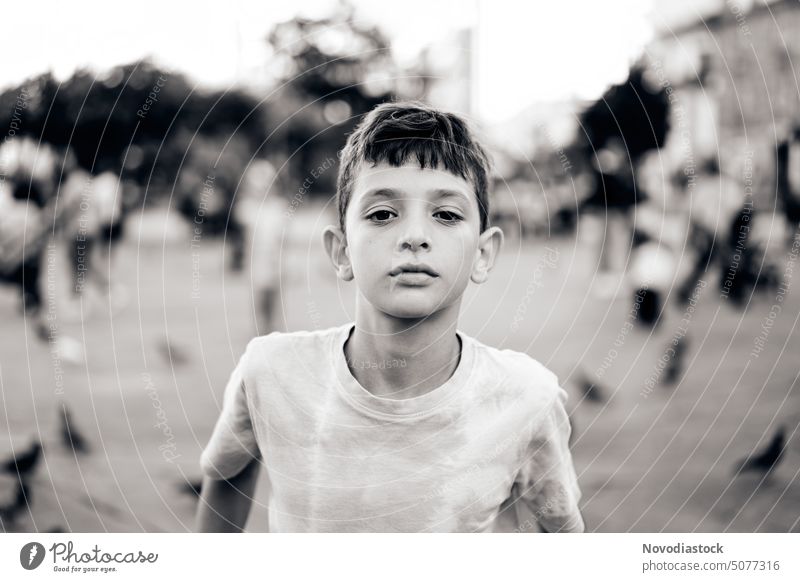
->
[332, 323, 474, 420]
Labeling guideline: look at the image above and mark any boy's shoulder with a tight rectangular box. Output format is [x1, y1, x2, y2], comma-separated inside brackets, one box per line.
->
[244, 324, 346, 361]
[464, 332, 565, 404]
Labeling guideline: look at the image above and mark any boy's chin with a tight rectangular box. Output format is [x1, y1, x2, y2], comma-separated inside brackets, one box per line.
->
[377, 298, 445, 320]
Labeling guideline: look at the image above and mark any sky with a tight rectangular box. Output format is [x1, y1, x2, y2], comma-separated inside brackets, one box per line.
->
[0, 0, 669, 125]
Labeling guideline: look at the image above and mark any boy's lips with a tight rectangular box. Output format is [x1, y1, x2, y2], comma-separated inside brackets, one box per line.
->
[389, 263, 439, 278]
[389, 263, 440, 286]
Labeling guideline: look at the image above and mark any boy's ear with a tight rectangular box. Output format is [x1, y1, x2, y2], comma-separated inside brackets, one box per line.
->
[471, 226, 504, 284]
[322, 225, 354, 281]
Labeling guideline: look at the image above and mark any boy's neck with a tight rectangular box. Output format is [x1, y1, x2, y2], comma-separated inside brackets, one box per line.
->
[344, 301, 462, 400]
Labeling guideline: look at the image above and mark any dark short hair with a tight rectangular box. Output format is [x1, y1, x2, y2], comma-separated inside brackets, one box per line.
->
[336, 101, 491, 233]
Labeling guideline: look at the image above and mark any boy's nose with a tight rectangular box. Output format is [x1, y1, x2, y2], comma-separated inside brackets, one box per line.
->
[398, 228, 432, 252]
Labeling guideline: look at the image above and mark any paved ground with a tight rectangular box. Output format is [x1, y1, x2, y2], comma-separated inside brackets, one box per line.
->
[1, 205, 798, 532]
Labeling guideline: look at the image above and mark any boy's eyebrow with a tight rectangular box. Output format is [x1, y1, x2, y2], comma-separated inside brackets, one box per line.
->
[430, 188, 470, 202]
[358, 187, 470, 206]
[361, 188, 401, 202]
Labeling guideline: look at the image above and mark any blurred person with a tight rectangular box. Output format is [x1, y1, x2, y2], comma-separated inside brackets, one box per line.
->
[90, 165, 128, 310]
[680, 156, 786, 306]
[678, 158, 752, 306]
[0, 138, 56, 303]
[626, 151, 689, 326]
[61, 157, 128, 315]
[2, 135, 58, 194]
[628, 208, 677, 328]
[737, 208, 784, 299]
[234, 159, 287, 334]
[581, 138, 642, 298]
[58, 157, 94, 300]
[0, 142, 83, 363]
[175, 134, 249, 272]
[725, 145, 789, 303]
[0, 180, 48, 316]
[777, 127, 800, 242]
[196, 102, 584, 533]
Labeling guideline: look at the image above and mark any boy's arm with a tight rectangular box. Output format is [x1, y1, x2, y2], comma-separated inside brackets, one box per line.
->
[197, 339, 263, 532]
[195, 456, 260, 532]
[515, 384, 585, 533]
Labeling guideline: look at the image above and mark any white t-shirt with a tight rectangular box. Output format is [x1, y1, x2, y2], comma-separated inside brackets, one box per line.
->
[200, 324, 583, 533]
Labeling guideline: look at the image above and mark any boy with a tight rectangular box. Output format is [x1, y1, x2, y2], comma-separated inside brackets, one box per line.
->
[196, 102, 584, 533]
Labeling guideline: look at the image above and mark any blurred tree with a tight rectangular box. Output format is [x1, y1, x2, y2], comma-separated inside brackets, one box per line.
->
[264, 1, 398, 196]
[0, 61, 267, 224]
[579, 65, 669, 163]
[577, 64, 669, 210]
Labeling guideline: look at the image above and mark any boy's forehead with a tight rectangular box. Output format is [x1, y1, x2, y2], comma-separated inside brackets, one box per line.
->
[351, 161, 475, 202]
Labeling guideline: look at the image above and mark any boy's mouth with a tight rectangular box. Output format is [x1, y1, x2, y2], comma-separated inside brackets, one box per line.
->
[389, 263, 440, 285]
[389, 263, 439, 278]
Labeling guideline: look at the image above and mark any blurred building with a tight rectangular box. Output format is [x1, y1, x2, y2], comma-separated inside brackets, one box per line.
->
[647, 0, 800, 211]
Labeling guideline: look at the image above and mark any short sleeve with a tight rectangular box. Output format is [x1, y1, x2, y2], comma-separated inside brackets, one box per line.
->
[200, 344, 261, 480]
[514, 382, 584, 533]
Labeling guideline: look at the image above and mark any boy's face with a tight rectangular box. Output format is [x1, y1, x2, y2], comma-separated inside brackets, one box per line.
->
[326, 161, 502, 319]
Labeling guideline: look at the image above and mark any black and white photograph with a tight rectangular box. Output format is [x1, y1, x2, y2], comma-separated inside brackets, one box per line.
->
[1, 0, 800, 555]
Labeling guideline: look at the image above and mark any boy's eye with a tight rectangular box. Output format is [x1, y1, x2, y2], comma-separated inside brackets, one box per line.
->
[367, 209, 396, 223]
[434, 210, 463, 223]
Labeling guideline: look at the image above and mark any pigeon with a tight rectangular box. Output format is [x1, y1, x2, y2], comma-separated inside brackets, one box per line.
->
[59, 403, 89, 454]
[1, 441, 42, 478]
[734, 426, 786, 476]
[178, 478, 203, 497]
[157, 337, 189, 367]
[0, 480, 30, 525]
[662, 336, 689, 386]
[34, 321, 52, 343]
[578, 374, 606, 404]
